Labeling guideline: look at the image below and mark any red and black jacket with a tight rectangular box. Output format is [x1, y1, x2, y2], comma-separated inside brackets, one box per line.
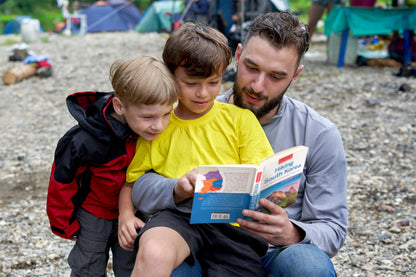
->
[46, 91, 137, 239]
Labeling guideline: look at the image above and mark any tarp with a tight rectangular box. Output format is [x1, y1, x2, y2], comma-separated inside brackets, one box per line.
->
[2, 15, 44, 34]
[324, 6, 416, 36]
[135, 1, 182, 33]
[78, 0, 141, 33]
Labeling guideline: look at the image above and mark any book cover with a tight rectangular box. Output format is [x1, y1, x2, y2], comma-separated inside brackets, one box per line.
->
[190, 146, 308, 224]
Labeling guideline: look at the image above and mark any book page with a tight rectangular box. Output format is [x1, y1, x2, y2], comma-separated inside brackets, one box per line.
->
[196, 165, 258, 194]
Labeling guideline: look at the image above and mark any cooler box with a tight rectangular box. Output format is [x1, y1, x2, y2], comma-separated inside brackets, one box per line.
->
[327, 30, 359, 65]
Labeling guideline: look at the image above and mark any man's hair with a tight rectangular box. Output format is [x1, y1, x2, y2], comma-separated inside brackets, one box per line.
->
[110, 55, 179, 105]
[244, 12, 310, 65]
[163, 22, 232, 78]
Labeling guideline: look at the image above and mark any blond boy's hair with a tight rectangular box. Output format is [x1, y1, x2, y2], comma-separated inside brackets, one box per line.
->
[110, 55, 179, 105]
[162, 22, 232, 78]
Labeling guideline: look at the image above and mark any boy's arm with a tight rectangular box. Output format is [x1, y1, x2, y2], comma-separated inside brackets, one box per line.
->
[46, 134, 86, 240]
[47, 162, 83, 239]
[118, 182, 144, 251]
[132, 169, 197, 214]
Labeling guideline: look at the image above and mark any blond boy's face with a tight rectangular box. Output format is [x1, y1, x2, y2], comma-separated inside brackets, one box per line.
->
[173, 66, 223, 120]
[113, 98, 173, 141]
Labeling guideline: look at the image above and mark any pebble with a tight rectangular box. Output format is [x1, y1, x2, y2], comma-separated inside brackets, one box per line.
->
[0, 31, 415, 276]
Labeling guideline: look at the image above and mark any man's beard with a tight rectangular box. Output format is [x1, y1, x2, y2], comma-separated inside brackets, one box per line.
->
[232, 79, 288, 119]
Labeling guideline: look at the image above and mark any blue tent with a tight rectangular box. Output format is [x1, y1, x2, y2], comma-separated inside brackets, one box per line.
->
[2, 15, 44, 34]
[78, 0, 141, 33]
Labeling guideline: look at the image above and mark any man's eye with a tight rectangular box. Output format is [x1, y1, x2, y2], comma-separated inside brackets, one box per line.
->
[271, 75, 284, 81]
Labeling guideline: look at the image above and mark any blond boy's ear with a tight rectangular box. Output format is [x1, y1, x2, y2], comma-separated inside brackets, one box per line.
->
[112, 96, 125, 116]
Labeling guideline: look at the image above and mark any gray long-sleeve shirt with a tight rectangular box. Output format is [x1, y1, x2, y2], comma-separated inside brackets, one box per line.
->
[132, 90, 348, 258]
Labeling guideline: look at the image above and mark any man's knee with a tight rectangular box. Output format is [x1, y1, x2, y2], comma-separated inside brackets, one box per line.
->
[263, 244, 336, 277]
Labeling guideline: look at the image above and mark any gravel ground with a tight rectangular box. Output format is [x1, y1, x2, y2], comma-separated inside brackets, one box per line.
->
[0, 31, 415, 277]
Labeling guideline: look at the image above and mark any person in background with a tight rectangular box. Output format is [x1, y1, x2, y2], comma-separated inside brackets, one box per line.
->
[183, 0, 210, 24]
[308, 0, 344, 38]
[131, 11, 348, 276]
[46, 55, 179, 276]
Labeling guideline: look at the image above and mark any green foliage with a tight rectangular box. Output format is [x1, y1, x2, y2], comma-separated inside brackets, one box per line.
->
[0, 0, 62, 33]
[0, 0, 154, 33]
[0, 37, 19, 45]
[290, 0, 311, 21]
[131, 0, 152, 11]
[1, 0, 56, 13]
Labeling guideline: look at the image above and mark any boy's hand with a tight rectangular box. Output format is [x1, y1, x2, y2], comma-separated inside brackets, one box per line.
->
[118, 212, 145, 251]
[236, 198, 304, 246]
[173, 168, 198, 204]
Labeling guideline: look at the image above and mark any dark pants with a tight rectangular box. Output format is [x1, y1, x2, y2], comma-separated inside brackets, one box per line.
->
[68, 208, 136, 277]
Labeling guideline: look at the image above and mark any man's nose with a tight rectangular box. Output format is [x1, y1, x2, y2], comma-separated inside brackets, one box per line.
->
[251, 73, 266, 92]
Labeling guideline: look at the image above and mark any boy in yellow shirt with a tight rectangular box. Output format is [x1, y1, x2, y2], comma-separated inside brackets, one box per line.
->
[119, 22, 274, 276]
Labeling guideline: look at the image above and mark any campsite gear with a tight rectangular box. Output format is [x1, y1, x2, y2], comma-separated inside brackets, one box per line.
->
[8, 49, 29, 62]
[37, 66, 53, 78]
[76, 0, 141, 33]
[2, 16, 44, 35]
[182, 0, 210, 23]
[2, 64, 37, 85]
[20, 18, 41, 43]
[171, 0, 196, 29]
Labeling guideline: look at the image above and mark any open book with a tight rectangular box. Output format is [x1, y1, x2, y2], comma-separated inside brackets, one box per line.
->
[190, 146, 308, 224]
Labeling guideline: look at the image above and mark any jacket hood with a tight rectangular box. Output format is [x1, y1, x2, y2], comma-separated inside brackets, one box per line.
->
[66, 91, 135, 141]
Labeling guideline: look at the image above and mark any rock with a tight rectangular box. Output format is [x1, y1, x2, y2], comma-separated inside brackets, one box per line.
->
[1, 32, 415, 276]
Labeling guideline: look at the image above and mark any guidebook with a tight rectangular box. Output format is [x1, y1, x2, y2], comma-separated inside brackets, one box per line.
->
[190, 145, 308, 224]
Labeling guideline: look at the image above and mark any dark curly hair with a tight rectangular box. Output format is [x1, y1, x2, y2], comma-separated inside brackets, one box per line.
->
[244, 12, 310, 65]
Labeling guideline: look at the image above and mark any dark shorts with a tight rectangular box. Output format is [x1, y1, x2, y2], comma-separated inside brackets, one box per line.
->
[135, 209, 268, 277]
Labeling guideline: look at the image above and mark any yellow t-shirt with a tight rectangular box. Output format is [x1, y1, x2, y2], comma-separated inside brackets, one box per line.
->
[126, 101, 273, 182]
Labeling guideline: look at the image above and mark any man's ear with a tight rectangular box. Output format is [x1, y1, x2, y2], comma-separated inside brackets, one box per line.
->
[290, 65, 304, 85]
[235, 43, 243, 67]
[112, 97, 124, 115]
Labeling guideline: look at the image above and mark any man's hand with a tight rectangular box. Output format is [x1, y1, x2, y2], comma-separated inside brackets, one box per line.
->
[118, 212, 145, 251]
[173, 168, 198, 204]
[236, 198, 305, 246]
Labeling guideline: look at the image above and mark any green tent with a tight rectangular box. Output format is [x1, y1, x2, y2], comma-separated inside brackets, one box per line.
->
[135, 1, 183, 33]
